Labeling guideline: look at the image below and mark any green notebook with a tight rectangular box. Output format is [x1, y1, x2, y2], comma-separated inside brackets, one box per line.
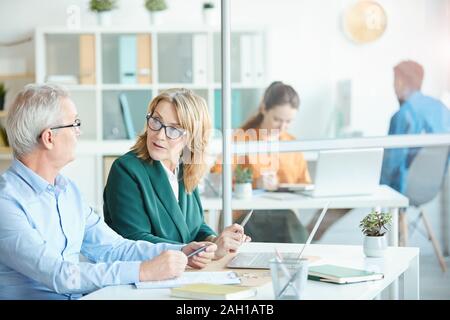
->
[308, 264, 384, 284]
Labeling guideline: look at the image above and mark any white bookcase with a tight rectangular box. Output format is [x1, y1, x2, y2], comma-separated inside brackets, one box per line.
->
[34, 26, 267, 211]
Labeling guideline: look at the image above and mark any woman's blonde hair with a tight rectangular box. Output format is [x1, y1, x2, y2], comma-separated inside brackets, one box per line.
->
[131, 88, 211, 193]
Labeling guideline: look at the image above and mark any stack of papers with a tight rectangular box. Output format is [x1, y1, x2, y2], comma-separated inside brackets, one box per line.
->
[308, 264, 384, 284]
[135, 271, 241, 289]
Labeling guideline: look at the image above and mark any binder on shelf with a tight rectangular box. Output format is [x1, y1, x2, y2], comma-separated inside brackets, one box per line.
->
[119, 93, 135, 139]
[137, 34, 152, 84]
[79, 34, 96, 84]
[239, 34, 253, 84]
[119, 35, 137, 84]
[192, 34, 208, 84]
[252, 33, 264, 83]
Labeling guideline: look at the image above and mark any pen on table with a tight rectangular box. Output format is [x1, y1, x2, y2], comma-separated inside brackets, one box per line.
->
[186, 245, 210, 258]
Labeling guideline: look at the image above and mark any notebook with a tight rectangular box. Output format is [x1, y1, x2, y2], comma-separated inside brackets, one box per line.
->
[308, 264, 384, 284]
[171, 283, 257, 300]
[135, 271, 241, 289]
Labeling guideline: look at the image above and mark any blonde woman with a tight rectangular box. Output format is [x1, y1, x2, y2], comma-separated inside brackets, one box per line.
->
[103, 89, 250, 259]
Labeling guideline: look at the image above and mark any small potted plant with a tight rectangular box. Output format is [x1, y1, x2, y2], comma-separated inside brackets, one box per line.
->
[0, 83, 6, 111]
[145, 0, 168, 25]
[202, 2, 217, 26]
[359, 211, 392, 257]
[234, 165, 253, 199]
[90, 0, 117, 26]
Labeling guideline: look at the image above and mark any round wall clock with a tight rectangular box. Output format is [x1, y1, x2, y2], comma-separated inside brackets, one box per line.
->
[343, 1, 387, 44]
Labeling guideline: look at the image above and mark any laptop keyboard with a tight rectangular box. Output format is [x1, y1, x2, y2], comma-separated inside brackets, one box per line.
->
[228, 252, 301, 269]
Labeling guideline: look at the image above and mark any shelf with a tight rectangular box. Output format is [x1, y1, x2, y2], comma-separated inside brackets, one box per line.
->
[0, 146, 12, 154]
[0, 73, 35, 81]
[62, 84, 96, 91]
[102, 84, 153, 90]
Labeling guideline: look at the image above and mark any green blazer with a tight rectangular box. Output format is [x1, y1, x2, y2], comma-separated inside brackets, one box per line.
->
[103, 151, 216, 244]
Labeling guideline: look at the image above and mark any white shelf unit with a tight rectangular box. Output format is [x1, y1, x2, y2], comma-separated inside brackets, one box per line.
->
[34, 26, 267, 211]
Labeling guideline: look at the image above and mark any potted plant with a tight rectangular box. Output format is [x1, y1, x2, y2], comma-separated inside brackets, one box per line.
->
[234, 165, 253, 199]
[145, 0, 168, 25]
[202, 2, 217, 26]
[90, 0, 117, 26]
[0, 83, 7, 111]
[359, 211, 392, 257]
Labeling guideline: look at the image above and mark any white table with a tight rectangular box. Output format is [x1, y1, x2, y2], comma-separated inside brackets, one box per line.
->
[81, 242, 419, 300]
[201, 185, 409, 247]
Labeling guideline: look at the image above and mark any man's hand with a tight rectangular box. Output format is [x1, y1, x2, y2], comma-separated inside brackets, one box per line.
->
[139, 250, 187, 282]
[213, 224, 251, 259]
[181, 241, 217, 269]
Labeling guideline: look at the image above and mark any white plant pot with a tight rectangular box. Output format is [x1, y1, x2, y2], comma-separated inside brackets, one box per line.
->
[149, 11, 164, 26]
[363, 235, 387, 257]
[97, 11, 112, 27]
[234, 183, 252, 199]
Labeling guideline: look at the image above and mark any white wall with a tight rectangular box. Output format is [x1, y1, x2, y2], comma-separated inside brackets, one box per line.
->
[1, 0, 449, 139]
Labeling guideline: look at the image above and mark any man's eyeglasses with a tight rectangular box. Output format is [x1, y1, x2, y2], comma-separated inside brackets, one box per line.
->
[50, 118, 81, 131]
[146, 114, 186, 140]
[38, 119, 81, 139]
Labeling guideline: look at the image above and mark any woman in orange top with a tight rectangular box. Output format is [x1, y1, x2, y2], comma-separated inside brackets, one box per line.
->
[211, 81, 311, 242]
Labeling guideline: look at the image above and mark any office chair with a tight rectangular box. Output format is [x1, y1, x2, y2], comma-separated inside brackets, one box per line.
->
[401, 146, 449, 272]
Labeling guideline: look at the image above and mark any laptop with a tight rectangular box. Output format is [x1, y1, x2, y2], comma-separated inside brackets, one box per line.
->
[303, 148, 384, 197]
[227, 252, 302, 269]
[227, 205, 329, 269]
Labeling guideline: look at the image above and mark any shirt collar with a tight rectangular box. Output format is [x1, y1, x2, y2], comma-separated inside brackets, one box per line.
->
[11, 158, 68, 194]
[160, 161, 179, 180]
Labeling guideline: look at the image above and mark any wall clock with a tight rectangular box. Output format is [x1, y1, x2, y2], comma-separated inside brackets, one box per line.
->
[343, 1, 387, 44]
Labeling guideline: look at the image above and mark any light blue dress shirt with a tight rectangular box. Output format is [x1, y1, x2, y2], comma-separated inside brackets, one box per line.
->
[0, 159, 183, 300]
[381, 91, 450, 193]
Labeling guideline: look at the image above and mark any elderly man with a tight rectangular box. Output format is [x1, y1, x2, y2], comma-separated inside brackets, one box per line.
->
[0, 84, 216, 299]
[381, 60, 450, 193]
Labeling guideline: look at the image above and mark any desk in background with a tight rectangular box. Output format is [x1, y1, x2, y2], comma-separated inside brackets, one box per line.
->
[201, 185, 409, 247]
[81, 242, 419, 300]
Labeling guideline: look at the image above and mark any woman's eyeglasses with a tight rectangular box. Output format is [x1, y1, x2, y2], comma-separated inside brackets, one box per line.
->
[146, 114, 186, 140]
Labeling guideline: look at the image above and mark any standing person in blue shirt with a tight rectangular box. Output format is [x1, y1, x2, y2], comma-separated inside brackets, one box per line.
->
[0, 84, 217, 300]
[381, 60, 450, 193]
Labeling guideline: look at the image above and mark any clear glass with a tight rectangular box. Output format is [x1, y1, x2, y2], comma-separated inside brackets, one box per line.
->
[229, 1, 449, 140]
[269, 258, 309, 300]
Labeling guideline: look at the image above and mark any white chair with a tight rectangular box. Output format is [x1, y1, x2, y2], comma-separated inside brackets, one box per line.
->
[401, 146, 449, 272]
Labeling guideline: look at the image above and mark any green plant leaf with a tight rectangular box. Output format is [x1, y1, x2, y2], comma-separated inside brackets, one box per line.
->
[359, 211, 392, 236]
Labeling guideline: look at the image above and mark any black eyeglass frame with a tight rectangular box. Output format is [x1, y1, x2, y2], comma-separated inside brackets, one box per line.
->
[50, 118, 81, 131]
[146, 113, 186, 140]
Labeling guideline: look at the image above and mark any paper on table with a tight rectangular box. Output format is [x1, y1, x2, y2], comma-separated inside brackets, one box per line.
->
[135, 271, 241, 289]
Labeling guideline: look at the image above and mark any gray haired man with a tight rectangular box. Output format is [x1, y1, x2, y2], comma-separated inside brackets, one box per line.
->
[0, 84, 216, 299]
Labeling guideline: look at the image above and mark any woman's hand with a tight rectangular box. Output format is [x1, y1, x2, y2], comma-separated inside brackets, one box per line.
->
[181, 241, 217, 269]
[212, 224, 251, 259]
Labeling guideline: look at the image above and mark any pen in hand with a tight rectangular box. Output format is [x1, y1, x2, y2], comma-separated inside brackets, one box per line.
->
[186, 245, 210, 258]
[238, 209, 253, 243]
